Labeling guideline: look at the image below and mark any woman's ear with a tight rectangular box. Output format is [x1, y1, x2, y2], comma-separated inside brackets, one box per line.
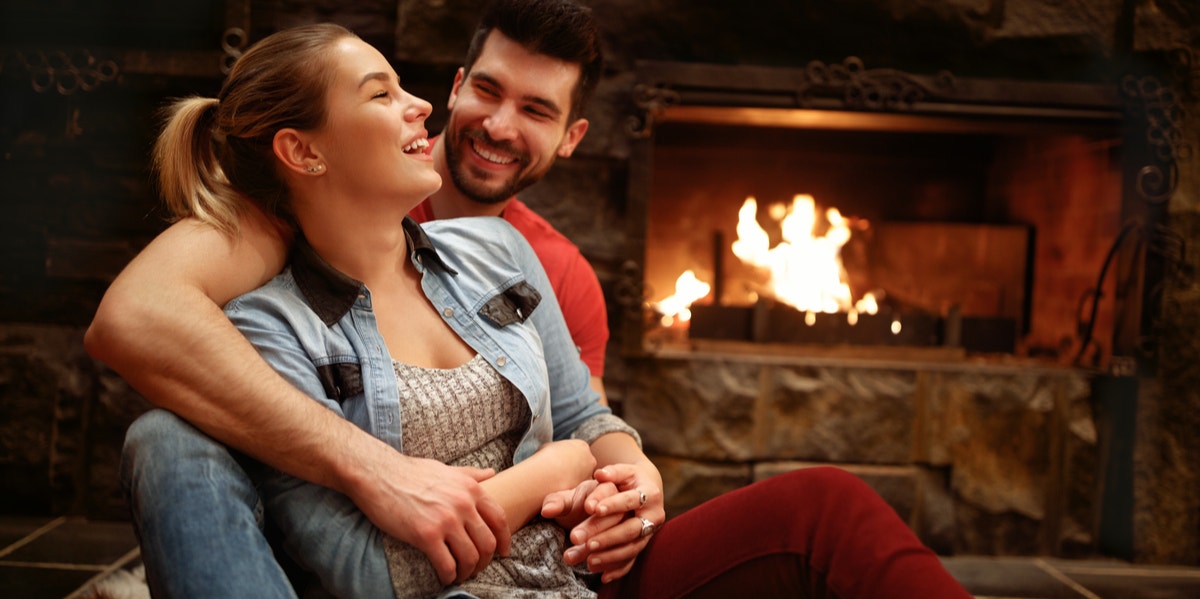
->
[273, 128, 324, 176]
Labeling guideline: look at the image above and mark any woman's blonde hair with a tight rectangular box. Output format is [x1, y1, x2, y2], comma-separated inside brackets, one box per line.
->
[153, 23, 357, 234]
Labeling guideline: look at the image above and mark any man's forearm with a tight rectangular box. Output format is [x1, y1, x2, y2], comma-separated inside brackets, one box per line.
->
[84, 216, 372, 494]
[589, 432, 658, 480]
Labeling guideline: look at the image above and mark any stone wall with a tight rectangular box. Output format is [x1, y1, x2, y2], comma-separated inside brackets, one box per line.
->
[1, 0, 1196, 562]
[620, 352, 1096, 555]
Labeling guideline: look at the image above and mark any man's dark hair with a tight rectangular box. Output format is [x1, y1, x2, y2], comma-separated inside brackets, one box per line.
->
[464, 0, 604, 122]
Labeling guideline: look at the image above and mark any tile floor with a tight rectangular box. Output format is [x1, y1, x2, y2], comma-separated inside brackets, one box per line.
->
[3, 514, 1200, 598]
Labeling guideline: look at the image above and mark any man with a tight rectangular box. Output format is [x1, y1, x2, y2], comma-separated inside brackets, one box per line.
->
[86, 1, 655, 595]
[414, 0, 608, 395]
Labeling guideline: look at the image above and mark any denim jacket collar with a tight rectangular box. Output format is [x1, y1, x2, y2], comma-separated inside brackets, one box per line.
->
[291, 216, 457, 326]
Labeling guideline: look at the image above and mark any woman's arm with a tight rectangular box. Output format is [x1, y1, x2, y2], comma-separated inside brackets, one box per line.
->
[479, 439, 596, 533]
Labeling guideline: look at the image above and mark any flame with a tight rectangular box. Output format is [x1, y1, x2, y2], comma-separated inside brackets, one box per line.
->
[653, 269, 712, 326]
[732, 195, 876, 316]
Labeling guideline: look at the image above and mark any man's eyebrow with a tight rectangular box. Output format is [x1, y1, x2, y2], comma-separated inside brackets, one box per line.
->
[359, 72, 397, 88]
[471, 71, 563, 118]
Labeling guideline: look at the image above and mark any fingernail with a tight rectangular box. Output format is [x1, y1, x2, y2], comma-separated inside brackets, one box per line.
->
[598, 505, 608, 516]
[589, 540, 599, 550]
[565, 547, 580, 561]
[571, 530, 585, 545]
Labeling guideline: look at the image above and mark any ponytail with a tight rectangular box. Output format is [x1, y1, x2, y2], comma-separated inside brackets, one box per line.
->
[153, 96, 243, 234]
[151, 24, 355, 236]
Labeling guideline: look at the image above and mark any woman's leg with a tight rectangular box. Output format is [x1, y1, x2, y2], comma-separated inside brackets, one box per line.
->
[600, 466, 971, 599]
[122, 409, 297, 599]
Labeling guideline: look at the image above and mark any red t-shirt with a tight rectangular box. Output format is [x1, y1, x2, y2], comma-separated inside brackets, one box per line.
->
[410, 197, 608, 377]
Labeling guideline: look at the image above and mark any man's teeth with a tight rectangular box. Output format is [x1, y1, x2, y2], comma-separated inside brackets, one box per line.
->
[402, 138, 429, 153]
[473, 141, 516, 165]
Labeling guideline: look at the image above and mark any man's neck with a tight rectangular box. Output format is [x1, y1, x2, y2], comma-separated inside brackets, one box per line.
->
[428, 139, 511, 220]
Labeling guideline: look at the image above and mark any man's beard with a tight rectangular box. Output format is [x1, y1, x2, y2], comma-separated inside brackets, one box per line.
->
[444, 127, 548, 205]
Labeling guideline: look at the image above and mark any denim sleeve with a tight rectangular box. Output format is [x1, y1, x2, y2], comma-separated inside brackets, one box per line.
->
[502, 232, 612, 440]
[224, 282, 346, 416]
[223, 283, 394, 597]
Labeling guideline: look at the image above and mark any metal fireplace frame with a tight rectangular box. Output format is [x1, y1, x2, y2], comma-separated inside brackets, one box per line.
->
[617, 57, 1175, 370]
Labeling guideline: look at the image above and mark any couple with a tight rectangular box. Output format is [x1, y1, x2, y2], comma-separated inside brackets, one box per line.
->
[88, 1, 973, 597]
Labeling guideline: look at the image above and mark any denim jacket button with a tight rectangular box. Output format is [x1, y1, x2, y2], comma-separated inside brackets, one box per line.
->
[442, 307, 454, 318]
[496, 356, 507, 367]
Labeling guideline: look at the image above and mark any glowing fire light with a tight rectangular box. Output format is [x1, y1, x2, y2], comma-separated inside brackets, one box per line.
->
[731, 195, 878, 319]
[653, 269, 712, 326]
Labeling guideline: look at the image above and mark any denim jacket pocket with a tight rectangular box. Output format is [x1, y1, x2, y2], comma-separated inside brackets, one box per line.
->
[315, 360, 364, 404]
[477, 280, 542, 327]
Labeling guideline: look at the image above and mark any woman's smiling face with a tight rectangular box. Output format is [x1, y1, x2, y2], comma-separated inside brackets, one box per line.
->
[308, 36, 441, 207]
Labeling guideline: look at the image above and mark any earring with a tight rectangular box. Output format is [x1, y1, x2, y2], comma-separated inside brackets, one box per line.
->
[306, 164, 325, 173]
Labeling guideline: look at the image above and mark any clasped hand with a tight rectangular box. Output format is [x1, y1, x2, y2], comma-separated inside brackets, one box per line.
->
[540, 463, 665, 584]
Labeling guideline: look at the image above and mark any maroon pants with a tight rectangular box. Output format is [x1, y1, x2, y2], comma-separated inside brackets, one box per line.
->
[599, 467, 972, 599]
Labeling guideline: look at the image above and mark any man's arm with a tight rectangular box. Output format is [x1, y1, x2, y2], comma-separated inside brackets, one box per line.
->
[85, 210, 508, 585]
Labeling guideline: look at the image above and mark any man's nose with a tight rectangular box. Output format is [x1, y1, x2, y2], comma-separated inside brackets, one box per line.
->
[482, 102, 519, 141]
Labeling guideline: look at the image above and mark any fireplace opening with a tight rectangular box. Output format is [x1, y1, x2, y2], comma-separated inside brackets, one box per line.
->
[640, 106, 1124, 363]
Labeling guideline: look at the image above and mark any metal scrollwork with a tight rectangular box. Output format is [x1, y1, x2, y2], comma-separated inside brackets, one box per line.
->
[799, 57, 955, 111]
[626, 84, 681, 139]
[1122, 72, 1189, 205]
[18, 49, 118, 95]
[221, 27, 249, 74]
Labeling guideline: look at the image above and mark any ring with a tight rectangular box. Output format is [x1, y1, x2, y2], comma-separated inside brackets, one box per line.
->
[639, 517, 656, 538]
[638, 490, 647, 507]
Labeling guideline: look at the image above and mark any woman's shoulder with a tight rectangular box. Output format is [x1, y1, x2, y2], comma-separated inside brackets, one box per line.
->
[223, 269, 307, 315]
[421, 216, 538, 268]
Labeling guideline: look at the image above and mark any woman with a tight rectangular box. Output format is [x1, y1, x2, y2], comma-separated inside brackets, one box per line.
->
[151, 22, 972, 599]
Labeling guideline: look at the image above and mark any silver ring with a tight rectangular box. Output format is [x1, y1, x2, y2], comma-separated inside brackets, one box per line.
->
[639, 517, 655, 538]
[638, 490, 647, 507]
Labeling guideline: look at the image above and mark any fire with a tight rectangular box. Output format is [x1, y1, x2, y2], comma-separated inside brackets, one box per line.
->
[652, 269, 712, 326]
[732, 194, 877, 317]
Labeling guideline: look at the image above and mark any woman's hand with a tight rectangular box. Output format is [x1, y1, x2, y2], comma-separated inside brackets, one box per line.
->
[560, 462, 666, 584]
[540, 478, 600, 530]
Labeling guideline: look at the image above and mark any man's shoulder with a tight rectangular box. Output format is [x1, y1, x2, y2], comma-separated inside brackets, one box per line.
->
[502, 200, 580, 257]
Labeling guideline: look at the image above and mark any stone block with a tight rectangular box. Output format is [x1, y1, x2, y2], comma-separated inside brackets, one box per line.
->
[924, 370, 1091, 521]
[763, 365, 916, 463]
[652, 455, 751, 520]
[624, 356, 762, 461]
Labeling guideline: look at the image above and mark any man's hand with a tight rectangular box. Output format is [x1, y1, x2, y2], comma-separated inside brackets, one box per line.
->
[351, 454, 511, 586]
[559, 463, 665, 584]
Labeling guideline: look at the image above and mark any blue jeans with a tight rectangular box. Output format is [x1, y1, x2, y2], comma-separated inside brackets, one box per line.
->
[121, 409, 340, 598]
[121, 410, 298, 598]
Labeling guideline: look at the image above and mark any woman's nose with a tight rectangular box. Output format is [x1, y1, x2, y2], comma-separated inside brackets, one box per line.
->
[406, 93, 432, 121]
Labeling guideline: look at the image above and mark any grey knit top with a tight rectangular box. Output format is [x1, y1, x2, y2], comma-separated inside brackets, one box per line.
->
[383, 354, 637, 599]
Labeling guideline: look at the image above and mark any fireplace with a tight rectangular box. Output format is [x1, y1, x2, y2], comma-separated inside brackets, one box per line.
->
[615, 59, 1157, 556]
[623, 59, 1131, 364]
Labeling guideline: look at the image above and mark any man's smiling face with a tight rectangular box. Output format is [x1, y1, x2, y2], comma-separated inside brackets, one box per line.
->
[441, 30, 588, 204]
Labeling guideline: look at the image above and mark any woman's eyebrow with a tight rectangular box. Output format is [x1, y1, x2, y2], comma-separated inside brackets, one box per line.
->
[358, 72, 397, 88]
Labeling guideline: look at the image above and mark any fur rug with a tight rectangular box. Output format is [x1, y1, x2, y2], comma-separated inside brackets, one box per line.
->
[77, 565, 150, 599]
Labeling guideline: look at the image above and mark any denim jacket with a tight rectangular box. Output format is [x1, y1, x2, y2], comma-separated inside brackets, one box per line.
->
[223, 216, 612, 598]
